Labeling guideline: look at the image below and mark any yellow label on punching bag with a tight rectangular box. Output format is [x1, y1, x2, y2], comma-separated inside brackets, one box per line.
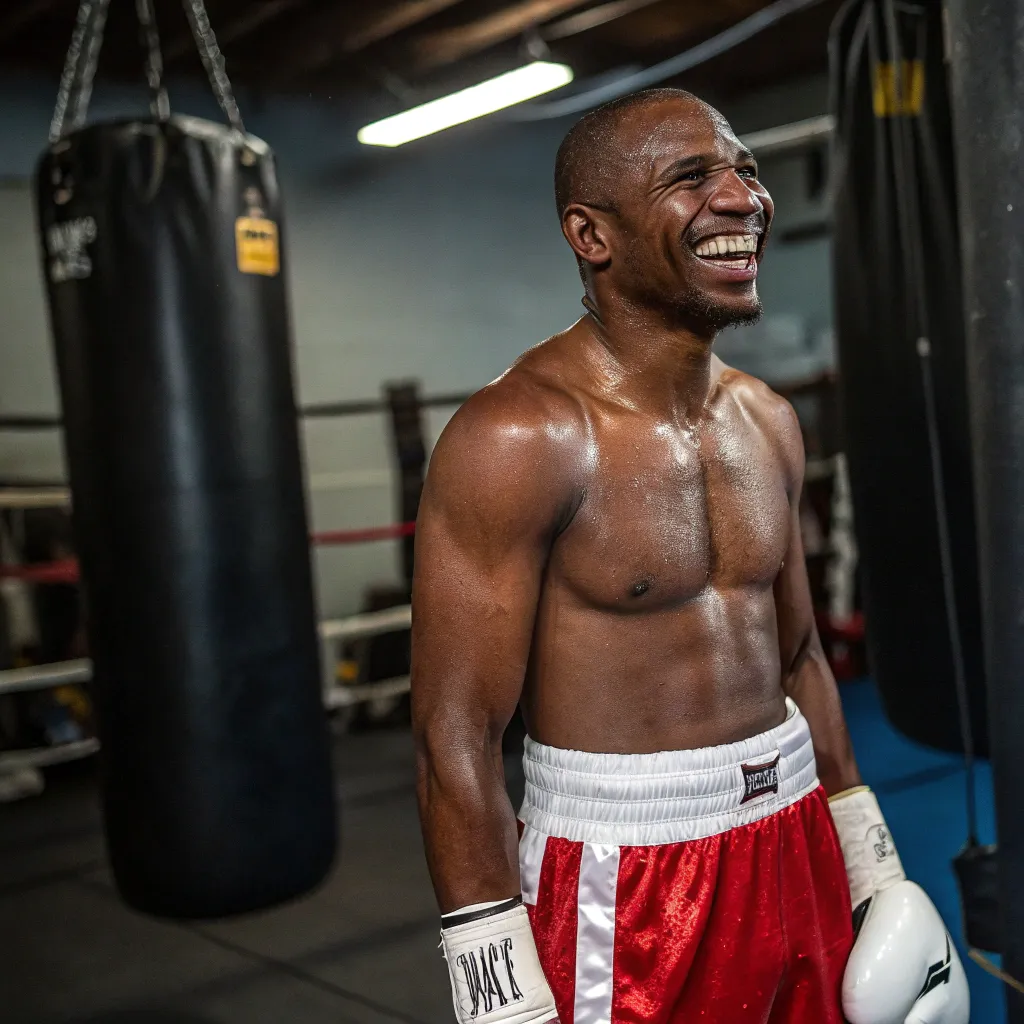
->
[235, 216, 280, 276]
[873, 60, 925, 117]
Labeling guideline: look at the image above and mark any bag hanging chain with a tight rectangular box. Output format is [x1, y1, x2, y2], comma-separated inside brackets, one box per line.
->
[182, 0, 245, 135]
[49, 0, 244, 141]
[48, 0, 88, 142]
[49, 0, 112, 143]
[136, 0, 170, 122]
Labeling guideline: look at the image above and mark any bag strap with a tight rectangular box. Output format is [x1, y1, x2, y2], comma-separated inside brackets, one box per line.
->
[49, 0, 111, 143]
[181, 0, 245, 134]
[136, 0, 170, 124]
[49, 0, 245, 143]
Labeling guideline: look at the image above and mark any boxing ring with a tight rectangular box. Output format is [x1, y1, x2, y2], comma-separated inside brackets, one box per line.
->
[0, 380, 460, 776]
[0, 489, 417, 773]
[0, 450, 857, 774]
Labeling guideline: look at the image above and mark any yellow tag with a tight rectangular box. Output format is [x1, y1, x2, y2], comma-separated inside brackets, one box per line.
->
[235, 216, 280, 276]
[872, 60, 925, 117]
[337, 660, 360, 683]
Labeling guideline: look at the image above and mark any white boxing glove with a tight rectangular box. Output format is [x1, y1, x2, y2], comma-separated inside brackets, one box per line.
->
[440, 896, 558, 1024]
[830, 788, 969, 1024]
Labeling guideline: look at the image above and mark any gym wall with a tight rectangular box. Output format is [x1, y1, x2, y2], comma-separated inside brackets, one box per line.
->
[0, 70, 834, 617]
[716, 73, 835, 381]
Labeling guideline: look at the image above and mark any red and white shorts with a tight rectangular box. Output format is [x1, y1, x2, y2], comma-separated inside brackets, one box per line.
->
[516, 700, 854, 1024]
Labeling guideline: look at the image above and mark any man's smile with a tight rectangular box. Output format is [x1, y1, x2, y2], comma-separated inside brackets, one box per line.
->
[690, 231, 762, 279]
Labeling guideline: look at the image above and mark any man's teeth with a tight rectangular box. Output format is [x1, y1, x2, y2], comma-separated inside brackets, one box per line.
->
[694, 234, 758, 258]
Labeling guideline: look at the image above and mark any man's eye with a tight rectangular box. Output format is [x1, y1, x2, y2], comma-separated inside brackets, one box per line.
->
[738, 167, 758, 179]
[678, 170, 705, 183]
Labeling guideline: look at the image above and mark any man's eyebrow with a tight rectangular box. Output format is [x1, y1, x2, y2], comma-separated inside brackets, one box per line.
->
[656, 154, 705, 182]
[655, 147, 758, 183]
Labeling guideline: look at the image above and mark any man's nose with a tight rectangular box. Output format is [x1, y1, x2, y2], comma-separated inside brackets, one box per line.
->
[708, 171, 764, 217]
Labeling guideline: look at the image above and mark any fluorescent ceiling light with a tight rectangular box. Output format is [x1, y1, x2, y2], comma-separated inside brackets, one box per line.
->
[358, 61, 574, 147]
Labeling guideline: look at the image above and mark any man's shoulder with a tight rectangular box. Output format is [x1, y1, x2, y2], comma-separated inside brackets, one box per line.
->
[431, 335, 586, 482]
[449, 336, 584, 439]
[716, 360, 798, 429]
[715, 359, 804, 470]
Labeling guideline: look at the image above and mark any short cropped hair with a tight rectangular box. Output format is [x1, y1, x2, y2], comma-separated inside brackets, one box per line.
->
[553, 87, 702, 220]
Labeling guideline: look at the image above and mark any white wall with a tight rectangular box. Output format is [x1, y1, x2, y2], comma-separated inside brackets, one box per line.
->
[0, 71, 833, 615]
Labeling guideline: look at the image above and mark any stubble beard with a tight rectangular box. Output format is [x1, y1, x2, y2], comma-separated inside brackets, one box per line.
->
[622, 243, 764, 337]
[671, 285, 764, 336]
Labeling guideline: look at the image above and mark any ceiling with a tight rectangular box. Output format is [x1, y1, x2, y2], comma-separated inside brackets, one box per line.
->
[0, 0, 843, 110]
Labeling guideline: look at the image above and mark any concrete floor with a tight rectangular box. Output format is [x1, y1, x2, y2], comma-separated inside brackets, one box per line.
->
[0, 683, 1005, 1023]
[0, 723, 527, 1024]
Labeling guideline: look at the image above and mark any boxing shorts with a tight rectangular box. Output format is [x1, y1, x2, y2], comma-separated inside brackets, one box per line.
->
[516, 699, 854, 1024]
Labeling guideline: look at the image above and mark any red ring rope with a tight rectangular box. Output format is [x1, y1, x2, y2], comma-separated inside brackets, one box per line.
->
[0, 558, 80, 585]
[0, 522, 418, 584]
[312, 521, 416, 546]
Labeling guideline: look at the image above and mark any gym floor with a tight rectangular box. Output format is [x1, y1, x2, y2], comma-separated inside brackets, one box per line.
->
[0, 680, 1004, 1024]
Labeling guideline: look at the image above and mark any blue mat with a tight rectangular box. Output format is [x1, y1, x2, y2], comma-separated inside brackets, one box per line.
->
[840, 678, 1003, 1023]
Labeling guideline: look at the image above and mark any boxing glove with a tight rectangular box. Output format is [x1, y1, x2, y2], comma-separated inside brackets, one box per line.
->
[440, 896, 558, 1024]
[830, 788, 970, 1024]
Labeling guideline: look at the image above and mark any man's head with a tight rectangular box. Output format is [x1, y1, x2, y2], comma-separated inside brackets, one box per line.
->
[555, 88, 773, 334]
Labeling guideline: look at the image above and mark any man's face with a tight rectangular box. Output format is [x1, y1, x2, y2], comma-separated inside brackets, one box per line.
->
[605, 98, 773, 331]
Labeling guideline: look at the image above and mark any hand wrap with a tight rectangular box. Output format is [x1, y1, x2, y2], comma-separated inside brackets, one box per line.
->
[440, 896, 558, 1024]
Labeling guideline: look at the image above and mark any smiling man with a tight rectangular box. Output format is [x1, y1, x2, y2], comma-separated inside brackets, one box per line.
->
[411, 89, 968, 1024]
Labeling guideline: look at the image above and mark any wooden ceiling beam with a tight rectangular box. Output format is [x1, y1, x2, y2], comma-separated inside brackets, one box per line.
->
[343, 0, 468, 53]
[274, 0, 467, 82]
[411, 0, 596, 72]
[165, 0, 310, 63]
[542, 0, 666, 41]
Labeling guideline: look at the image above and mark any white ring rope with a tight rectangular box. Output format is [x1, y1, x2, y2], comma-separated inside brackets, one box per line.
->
[0, 605, 412, 699]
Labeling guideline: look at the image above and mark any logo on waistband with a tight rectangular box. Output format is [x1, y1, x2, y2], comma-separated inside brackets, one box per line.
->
[741, 753, 781, 803]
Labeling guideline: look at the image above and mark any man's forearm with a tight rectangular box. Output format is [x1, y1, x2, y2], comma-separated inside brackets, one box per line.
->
[415, 729, 560, 1024]
[783, 641, 862, 796]
[416, 742, 522, 913]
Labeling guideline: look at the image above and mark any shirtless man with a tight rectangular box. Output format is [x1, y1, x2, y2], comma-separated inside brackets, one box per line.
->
[411, 89, 968, 1024]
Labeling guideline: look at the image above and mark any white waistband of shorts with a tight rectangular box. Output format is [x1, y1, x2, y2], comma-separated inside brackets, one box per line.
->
[519, 697, 819, 846]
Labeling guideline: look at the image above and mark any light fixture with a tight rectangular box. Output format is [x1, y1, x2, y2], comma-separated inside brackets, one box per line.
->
[357, 61, 574, 148]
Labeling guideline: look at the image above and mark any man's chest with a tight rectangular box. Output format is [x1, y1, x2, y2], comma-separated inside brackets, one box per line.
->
[552, 413, 793, 609]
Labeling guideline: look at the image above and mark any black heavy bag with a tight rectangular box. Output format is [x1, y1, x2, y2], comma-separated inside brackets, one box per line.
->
[36, 116, 337, 918]
[829, 0, 988, 754]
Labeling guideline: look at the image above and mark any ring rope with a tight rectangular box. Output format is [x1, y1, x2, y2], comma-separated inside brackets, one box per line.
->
[0, 604, 413, 698]
[0, 522, 418, 584]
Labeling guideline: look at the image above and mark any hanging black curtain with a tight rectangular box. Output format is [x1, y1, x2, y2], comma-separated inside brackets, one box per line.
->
[829, 0, 988, 753]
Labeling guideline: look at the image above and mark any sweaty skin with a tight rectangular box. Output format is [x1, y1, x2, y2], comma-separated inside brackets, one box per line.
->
[412, 94, 861, 915]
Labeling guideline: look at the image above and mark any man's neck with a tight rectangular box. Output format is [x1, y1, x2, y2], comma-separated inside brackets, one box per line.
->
[582, 293, 718, 425]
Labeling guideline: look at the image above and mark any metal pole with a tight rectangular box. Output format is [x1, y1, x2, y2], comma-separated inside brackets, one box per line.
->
[946, 0, 1024, 1017]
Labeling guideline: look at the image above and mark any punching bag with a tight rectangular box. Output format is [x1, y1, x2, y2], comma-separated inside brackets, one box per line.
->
[36, 114, 336, 918]
[830, 0, 988, 754]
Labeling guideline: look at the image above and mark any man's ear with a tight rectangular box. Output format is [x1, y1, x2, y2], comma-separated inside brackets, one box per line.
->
[561, 204, 614, 269]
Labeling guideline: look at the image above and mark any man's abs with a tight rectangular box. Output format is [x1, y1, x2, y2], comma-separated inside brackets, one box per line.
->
[521, 580, 788, 753]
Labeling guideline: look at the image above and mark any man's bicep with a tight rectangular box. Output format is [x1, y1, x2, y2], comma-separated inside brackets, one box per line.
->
[411, 459, 553, 738]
